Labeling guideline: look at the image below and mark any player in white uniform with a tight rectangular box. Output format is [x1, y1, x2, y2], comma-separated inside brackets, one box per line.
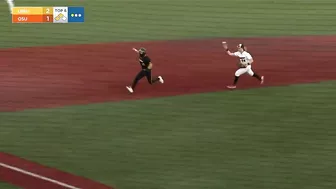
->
[222, 42, 264, 89]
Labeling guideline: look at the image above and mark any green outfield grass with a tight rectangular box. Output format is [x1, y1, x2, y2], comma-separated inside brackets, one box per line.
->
[1, 82, 336, 189]
[1, 0, 336, 48]
[0, 183, 17, 189]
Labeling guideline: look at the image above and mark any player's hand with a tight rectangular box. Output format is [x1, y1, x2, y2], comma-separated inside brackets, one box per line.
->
[132, 48, 139, 53]
[222, 41, 228, 50]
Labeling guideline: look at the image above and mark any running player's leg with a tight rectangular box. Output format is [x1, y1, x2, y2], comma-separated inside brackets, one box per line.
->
[247, 68, 263, 83]
[131, 70, 146, 90]
[145, 70, 160, 84]
[232, 68, 247, 85]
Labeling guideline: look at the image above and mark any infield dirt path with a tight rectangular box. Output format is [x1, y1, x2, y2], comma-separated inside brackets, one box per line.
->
[0, 36, 336, 112]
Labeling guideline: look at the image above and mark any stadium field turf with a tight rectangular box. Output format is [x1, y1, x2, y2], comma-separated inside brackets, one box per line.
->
[1, 0, 336, 189]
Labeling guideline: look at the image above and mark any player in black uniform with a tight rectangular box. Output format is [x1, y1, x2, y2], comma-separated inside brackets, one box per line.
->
[126, 47, 164, 93]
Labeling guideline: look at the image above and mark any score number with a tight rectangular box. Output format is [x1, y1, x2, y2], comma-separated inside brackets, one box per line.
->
[44, 8, 52, 22]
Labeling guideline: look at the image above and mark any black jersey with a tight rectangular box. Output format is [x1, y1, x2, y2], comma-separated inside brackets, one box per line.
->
[139, 56, 151, 69]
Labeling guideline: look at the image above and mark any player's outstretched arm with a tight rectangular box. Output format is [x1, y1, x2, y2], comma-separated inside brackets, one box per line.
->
[132, 48, 139, 53]
[222, 42, 237, 56]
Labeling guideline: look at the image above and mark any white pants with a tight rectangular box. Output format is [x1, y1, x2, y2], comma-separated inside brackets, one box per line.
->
[6, 0, 14, 14]
[235, 65, 254, 77]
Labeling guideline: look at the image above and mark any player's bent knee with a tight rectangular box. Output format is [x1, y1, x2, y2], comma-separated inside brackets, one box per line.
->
[247, 70, 254, 76]
[235, 72, 241, 77]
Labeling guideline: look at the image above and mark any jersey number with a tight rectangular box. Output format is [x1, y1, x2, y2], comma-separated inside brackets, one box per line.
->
[239, 57, 246, 63]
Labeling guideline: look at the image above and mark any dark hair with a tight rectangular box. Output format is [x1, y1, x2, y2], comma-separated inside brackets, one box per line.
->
[238, 43, 245, 51]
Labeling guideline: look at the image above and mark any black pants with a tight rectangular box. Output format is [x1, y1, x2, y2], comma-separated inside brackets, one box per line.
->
[131, 69, 159, 89]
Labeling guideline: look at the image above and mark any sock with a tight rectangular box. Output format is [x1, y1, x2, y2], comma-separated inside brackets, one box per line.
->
[131, 79, 138, 89]
[152, 77, 160, 84]
[234, 76, 239, 85]
[253, 73, 262, 81]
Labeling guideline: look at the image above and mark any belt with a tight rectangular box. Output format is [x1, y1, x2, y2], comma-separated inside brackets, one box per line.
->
[240, 63, 250, 68]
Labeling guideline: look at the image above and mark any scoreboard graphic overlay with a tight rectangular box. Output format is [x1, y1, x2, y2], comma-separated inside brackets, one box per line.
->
[12, 7, 85, 23]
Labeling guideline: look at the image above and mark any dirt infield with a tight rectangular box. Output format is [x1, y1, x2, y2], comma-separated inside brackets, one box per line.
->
[1, 36, 336, 111]
[1, 36, 336, 188]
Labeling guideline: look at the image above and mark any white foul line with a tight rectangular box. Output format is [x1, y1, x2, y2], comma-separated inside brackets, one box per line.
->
[0, 162, 81, 189]
[5, 0, 15, 14]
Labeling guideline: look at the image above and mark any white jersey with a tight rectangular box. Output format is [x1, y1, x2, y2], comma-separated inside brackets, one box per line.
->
[234, 51, 253, 66]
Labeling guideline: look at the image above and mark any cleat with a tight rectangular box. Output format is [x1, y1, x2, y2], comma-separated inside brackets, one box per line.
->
[158, 76, 164, 84]
[126, 86, 133, 93]
[227, 85, 236, 89]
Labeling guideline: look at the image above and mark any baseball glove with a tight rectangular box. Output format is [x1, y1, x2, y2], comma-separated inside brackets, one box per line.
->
[222, 41, 228, 50]
[238, 62, 247, 68]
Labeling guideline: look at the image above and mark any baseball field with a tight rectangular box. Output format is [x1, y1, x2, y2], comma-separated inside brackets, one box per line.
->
[1, 0, 336, 189]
